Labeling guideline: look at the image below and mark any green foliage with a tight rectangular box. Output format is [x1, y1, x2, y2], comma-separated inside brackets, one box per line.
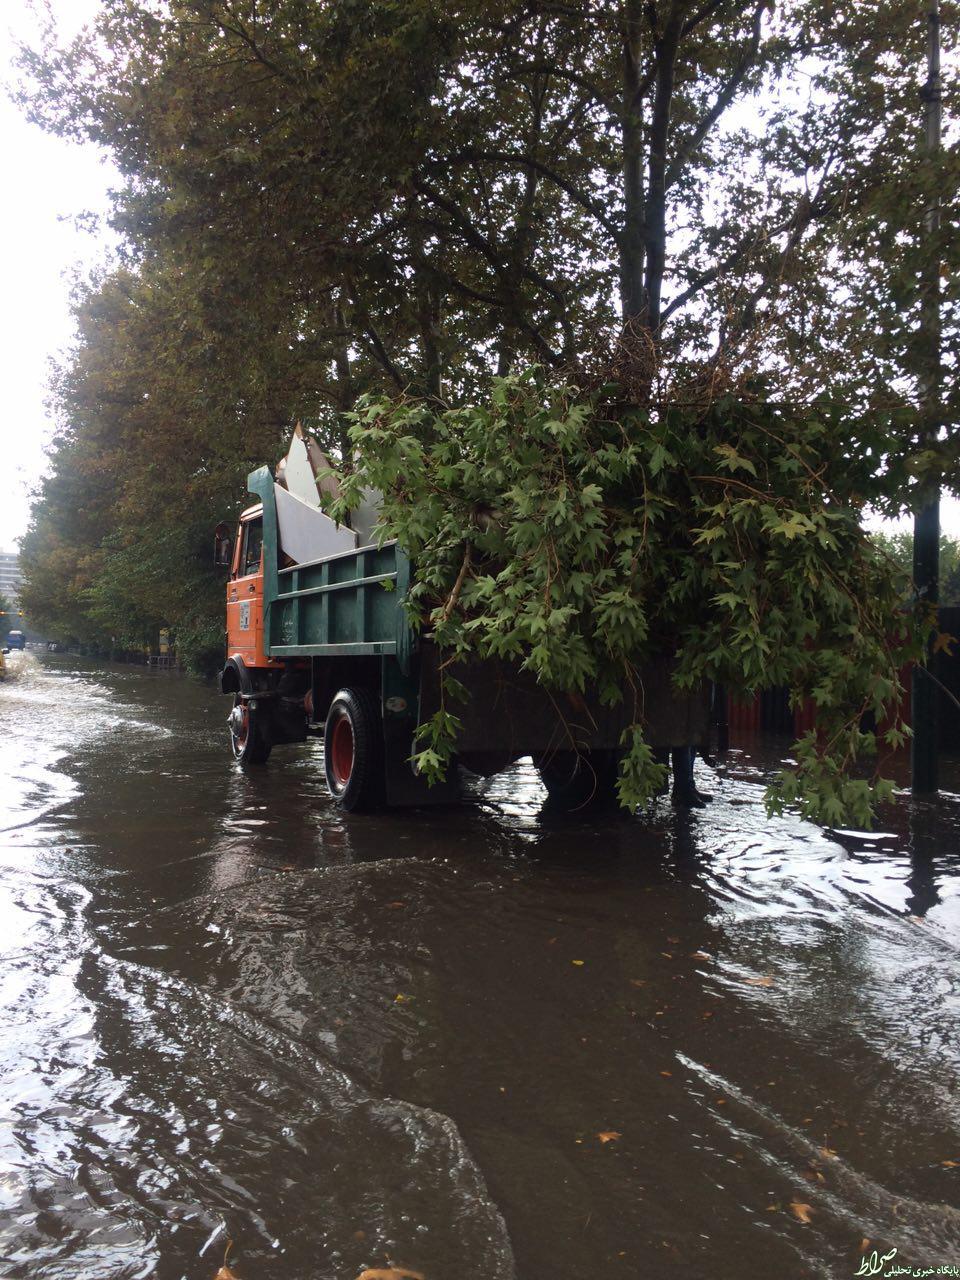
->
[872, 530, 960, 606]
[174, 616, 228, 680]
[333, 371, 925, 826]
[16, 0, 960, 453]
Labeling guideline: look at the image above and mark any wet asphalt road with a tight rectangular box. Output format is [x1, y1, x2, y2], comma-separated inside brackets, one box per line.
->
[1, 652, 960, 1280]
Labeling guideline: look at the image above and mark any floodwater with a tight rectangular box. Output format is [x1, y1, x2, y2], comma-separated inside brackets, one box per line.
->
[1, 653, 960, 1280]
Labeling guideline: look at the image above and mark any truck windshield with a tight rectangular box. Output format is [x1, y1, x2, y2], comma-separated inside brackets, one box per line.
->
[242, 518, 263, 576]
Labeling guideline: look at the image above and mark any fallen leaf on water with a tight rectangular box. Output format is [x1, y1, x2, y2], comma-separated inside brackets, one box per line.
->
[860, 1238, 870, 1252]
[942, 1159, 959, 1168]
[659, 1070, 672, 1077]
[571, 959, 585, 966]
[789, 1202, 814, 1224]
[690, 951, 711, 961]
[629, 978, 646, 987]
[742, 975, 774, 987]
[597, 1131, 621, 1143]
[357, 1268, 425, 1280]
[394, 994, 413, 1004]
[660, 952, 673, 959]
[386, 901, 406, 910]
[214, 1240, 238, 1279]
[819, 1147, 838, 1160]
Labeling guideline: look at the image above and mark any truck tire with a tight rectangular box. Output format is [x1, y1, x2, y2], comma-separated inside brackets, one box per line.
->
[228, 694, 272, 765]
[534, 749, 620, 810]
[324, 687, 384, 811]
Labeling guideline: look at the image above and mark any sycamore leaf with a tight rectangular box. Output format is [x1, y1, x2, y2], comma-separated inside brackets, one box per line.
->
[714, 443, 758, 477]
[597, 1131, 621, 1143]
[789, 1202, 814, 1224]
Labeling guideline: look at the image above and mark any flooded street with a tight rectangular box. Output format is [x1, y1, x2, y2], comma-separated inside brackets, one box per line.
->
[2, 653, 960, 1279]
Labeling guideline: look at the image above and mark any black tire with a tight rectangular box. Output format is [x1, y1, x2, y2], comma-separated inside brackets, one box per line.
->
[324, 687, 384, 812]
[228, 693, 272, 765]
[534, 749, 620, 810]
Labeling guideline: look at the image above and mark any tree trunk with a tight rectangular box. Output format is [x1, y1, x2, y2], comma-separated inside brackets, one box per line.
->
[645, 12, 682, 335]
[620, 0, 646, 323]
[333, 300, 354, 459]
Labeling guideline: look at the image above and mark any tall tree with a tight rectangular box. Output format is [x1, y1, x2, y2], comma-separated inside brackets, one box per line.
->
[20, 0, 956, 417]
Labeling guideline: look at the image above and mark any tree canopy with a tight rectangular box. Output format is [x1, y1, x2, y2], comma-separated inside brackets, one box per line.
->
[15, 0, 960, 813]
[19, 1, 959, 414]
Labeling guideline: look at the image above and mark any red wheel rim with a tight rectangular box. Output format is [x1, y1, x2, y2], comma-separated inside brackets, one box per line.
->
[330, 712, 354, 787]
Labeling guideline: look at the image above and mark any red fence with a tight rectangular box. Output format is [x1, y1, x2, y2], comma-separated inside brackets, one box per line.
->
[725, 604, 960, 749]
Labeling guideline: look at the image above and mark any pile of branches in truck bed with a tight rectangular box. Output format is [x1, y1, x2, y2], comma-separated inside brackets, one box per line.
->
[330, 368, 927, 827]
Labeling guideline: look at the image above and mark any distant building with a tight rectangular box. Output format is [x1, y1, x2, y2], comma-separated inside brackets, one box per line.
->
[0, 552, 22, 604]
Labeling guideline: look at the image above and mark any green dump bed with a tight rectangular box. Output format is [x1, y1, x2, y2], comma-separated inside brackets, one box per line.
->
[269, 543, 410, 656]
[247, 464, 415, 663]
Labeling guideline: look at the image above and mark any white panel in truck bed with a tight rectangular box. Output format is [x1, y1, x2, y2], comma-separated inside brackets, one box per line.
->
[275, 483, 356, 565]
[278, 431, 323, 508]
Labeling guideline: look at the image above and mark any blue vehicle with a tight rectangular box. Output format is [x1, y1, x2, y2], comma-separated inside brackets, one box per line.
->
[6, 630, 25, 651]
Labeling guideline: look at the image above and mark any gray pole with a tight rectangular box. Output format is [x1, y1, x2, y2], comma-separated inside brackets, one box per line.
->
[911, 0, 941, 795]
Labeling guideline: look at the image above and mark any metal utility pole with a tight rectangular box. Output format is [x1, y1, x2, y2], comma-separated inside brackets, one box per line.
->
[911, 0, 942, 795]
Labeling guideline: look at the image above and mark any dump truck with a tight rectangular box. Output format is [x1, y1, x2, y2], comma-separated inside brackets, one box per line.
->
[216, 430, 710, 811]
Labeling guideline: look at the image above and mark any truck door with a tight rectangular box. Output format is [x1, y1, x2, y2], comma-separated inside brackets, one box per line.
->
[226, 510, 268, 668]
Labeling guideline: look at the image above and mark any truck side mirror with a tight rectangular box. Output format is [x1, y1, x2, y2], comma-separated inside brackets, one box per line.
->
[213, 522, 233, 568]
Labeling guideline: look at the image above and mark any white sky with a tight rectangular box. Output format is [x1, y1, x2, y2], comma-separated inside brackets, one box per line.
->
[0, 0, 117, 553]
[0, 0, 956, 555]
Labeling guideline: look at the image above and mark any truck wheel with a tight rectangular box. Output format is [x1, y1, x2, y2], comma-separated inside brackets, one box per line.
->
[534, 749, 620, 810]
[324, 687, 384, 811]
[229, 694, 272, 765]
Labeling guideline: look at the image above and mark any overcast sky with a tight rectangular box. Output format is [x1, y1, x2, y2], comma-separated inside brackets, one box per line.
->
[1, 0, 117, 553]
[0, 0, 956, 557]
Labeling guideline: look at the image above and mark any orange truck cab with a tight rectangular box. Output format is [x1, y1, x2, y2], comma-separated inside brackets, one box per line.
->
[224, 504, 283, 673]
